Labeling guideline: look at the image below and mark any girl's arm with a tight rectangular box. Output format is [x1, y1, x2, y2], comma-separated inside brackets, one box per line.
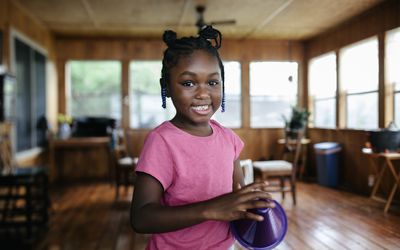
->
[232, 158, 245, 191]
[131, 171, 272, 234]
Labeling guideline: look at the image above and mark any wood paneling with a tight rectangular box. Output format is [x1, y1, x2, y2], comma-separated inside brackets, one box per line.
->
[0, 1, 6, 30]
[305, 0, 400, 198]
[55, 37, 304, 62]
[8, 0, 56, 61]
[305, 0, 400, 58]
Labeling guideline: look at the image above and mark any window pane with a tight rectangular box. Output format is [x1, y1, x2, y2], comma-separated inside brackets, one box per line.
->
[130, 61, 175, 128]
[309, 53, 336, 97]
[250, 62, 298, 128]
[68, 61, 121, 120]
[309, 52, 337, 128]
[395, 93, 400, 126]
[386, 27, 400, 91]
[347, 92, 378, 129]
[313, 98, 336, 128]
[386, 27, 400, 125]
[14, 38, 47, 152]
[340, 37, 378, 94]
[212, 61, 241, 128]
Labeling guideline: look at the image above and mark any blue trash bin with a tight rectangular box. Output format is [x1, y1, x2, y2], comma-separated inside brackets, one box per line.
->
[314, 142, 341, 188]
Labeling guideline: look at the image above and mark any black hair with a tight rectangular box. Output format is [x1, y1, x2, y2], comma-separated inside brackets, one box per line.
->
[160, 25, 226, 112]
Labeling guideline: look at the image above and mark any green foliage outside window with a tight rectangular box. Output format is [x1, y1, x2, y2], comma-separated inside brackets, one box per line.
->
[69, 61, 121, 119]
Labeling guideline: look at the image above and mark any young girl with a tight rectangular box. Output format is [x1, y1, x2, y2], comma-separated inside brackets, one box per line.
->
[131, 26, 273, 250]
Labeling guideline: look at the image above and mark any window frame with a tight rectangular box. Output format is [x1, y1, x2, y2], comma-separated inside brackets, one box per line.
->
[385, 27, 400, 127]
[308, 52, 337, 129]
[249, 61, 299, 129]
[339, 36, 379, 130]
[10, 29, 47, 153]
[212, 61, 242, 128]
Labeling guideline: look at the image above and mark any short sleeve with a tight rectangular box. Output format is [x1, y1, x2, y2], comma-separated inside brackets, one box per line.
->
[232, 133, 244, 160]
[135, 131, 174, 190]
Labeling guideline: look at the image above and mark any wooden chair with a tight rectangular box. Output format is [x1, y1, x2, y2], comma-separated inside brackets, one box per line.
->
[252, 129, 304, 205]
[113, 129, 138, 199]
[239, 159, 254, 185]
[0, 122, 14, 174]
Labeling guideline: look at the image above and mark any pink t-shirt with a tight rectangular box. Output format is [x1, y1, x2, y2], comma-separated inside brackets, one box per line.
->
[135, 120, 244, 250]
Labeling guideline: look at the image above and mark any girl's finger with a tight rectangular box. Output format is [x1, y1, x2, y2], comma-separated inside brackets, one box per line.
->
[240, 182, 268, 193]
[237, 190, 272, 203]
[241, 211, 264, 221]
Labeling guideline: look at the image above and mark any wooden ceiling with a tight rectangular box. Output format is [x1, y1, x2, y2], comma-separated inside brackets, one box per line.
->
[16, 0, 385, 40]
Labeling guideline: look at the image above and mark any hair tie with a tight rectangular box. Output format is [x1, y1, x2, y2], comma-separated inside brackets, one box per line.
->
[163, 30, 177, 47]
[199, 25, 222, 49]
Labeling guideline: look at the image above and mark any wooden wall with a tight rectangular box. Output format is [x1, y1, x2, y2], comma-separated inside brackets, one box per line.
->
[305, 0, 400, 196]
[5, 0, 398, 201]
[0, 0, 58, 166]
[55, 37, 305, 162]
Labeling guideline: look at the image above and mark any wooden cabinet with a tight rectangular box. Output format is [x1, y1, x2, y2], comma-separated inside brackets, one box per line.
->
[49, 137, 111, 182]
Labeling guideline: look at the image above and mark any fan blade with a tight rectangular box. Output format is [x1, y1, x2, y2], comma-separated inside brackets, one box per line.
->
[210, 20, 236, 26]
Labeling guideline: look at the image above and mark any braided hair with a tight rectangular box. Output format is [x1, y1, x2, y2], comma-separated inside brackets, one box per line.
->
[160, 26, 226, 112]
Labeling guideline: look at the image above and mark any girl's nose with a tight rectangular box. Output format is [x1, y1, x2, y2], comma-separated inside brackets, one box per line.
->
[195, 84, 210, 99]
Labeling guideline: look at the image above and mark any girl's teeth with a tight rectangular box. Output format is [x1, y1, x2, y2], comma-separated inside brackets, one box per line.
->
[193, 105, 208, 111]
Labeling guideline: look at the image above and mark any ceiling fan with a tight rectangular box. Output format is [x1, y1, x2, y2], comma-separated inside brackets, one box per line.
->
[195, 5, 236, 33]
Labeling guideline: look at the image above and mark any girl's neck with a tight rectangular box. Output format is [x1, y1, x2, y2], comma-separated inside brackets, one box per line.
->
[170, 118, 212, 137]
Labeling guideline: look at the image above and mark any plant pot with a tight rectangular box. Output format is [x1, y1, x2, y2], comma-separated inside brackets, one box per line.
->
[285, 128, 302, 140]
[369, 130, 400, 153]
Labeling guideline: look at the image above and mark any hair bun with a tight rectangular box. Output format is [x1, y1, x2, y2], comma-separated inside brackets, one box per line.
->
[199, 26, 217, 39]
[199, 25, 222, 49]
[163, 30, 177, 47]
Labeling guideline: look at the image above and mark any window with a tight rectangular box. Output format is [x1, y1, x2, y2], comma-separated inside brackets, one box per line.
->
[386, 27, 400, 126]
[340, 37, 378, 129]
[309, 53, 337, 128]
[14, 38, 46, 152]
[67, 61, 121, 120]
[212, 61, 241, 128]
[130, 61, 175, 129]
[250, 62, 298, 128]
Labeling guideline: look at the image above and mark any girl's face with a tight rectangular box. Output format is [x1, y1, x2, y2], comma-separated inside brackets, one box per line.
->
[168, 50, 222, 128]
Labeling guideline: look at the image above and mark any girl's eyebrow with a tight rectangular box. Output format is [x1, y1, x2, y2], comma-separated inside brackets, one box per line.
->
[179, 71, 220, 77]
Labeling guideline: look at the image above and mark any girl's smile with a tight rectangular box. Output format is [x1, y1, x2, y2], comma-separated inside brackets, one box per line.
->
[168, 50, 222, 134]
[191, 104, 211, 115]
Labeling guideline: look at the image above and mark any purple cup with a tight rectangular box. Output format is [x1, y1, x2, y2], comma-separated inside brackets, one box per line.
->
[231, 199, 287, 250]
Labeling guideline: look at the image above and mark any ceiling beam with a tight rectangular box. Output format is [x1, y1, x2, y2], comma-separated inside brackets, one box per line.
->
[177, 0, 191, 29]
[81, 0, 98, 28]
[242, 0, 294, 39]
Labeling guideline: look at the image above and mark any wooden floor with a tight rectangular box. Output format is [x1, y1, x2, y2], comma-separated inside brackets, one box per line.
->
[14, 182, 400, 250]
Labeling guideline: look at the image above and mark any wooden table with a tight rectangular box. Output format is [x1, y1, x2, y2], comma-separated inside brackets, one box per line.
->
[49, 137, 111, 182]
[362, 148, 400, 213]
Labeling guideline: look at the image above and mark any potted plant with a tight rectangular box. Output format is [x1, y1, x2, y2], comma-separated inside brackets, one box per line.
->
[282, 106, 310, 139]
[57, 113, 73, 139]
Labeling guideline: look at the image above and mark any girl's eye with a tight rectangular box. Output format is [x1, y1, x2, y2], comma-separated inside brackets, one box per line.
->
[181, 81, 194, 87]
[208, 80, 220, 86]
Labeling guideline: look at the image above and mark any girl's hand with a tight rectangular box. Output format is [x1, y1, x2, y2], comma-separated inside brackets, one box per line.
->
[203, 181, 274, 222]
